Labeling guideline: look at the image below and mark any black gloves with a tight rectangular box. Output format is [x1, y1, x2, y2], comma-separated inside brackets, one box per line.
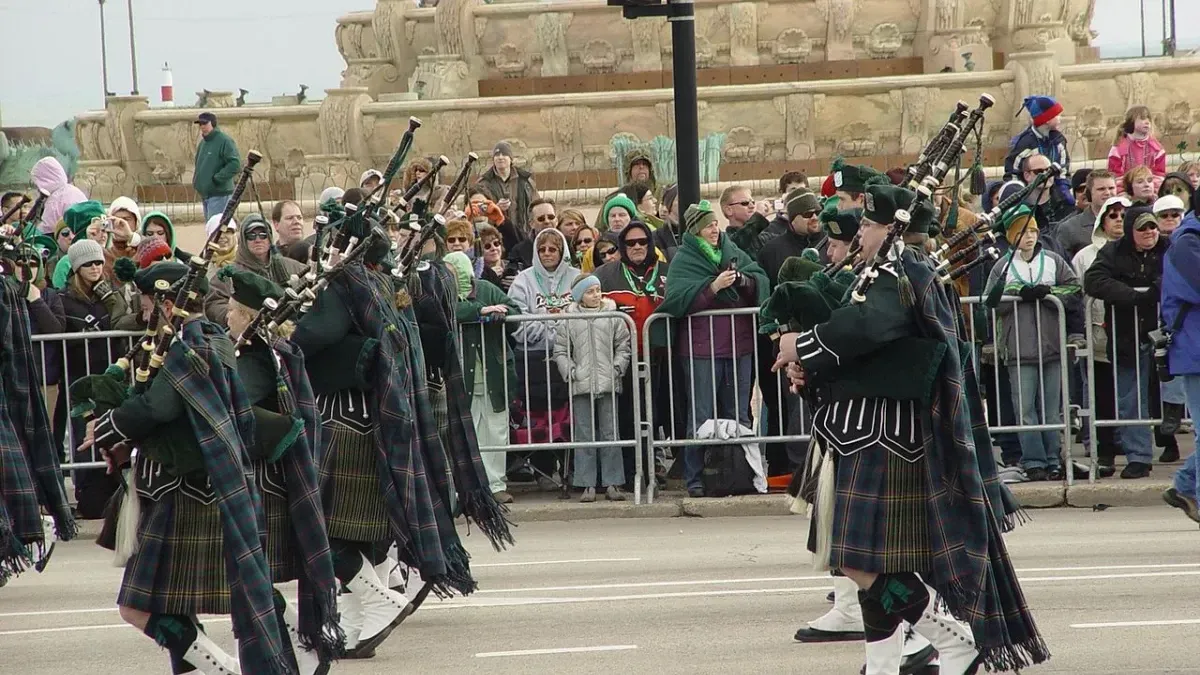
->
[1017, 284, 1051, 302]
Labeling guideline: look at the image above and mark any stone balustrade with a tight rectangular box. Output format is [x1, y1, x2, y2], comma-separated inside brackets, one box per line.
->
[72, 54, 1200, 210]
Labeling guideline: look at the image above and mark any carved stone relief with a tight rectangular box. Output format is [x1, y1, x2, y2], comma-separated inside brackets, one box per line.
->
[773, 93, 823, 159]
[728, 3, 760, 67]
[373, 0, 398, 61]
[867, 24, 903, 59]
[1116, 72, 1158, 109]
[432, 110, 479, 161]
[1162, 100, 1192, 135]
[723, 126, 765, 162]
[773, 29, 813, 64]
[629, 19, 663, 72]
[540, 106, 591, 166]
[1074, 104, 1105, 140]
[835, 121, 876, 156]
[816, 0, 862, 60]
[494, 43, 528, 77]
[534, 13, 573, 77]
[581, 40, 618, 74]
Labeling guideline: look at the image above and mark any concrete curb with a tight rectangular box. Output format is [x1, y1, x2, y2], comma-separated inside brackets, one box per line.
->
[67, 480, 1173, 538]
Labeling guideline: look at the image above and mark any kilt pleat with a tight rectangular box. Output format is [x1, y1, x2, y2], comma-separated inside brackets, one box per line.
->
[118, 491, 229, 615]
[823, 447, 931, 574]
[321, 426, 390, 543]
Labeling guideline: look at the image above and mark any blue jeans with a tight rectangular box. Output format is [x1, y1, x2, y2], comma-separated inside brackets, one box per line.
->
[571, 395, 623, 488]
[1008, 361, 1063, 470]
[1115, 345, 1154, 465]
[202, 194, 232, 221]
[1174, 374, 1200, 502]
[683, 356, 752, 491]
[1162, 376, 1186, 406]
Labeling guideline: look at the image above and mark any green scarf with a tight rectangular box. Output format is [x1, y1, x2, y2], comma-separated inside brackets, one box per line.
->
[659, 232, 770, 318]
[695, 237, 722, 266]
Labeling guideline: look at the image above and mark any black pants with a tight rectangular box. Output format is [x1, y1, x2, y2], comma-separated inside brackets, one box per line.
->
[755, 334, 792, 476]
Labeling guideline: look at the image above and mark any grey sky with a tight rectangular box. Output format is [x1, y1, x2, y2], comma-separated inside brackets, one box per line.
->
[0, 0, 1196, 128]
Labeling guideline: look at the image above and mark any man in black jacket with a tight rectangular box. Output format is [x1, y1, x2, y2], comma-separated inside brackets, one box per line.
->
[1083, 206, 1167, 478]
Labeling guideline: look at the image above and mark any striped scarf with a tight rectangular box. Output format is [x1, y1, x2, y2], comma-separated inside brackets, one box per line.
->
[0, 276, 76, 580]
[903, 249, 1049, 672]
[161, 322, 289, 675]
[269, 338, 344, 661]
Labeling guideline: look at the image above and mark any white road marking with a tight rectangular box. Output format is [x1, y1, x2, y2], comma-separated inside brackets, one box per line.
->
[1072, 619, 1200, 629]
[0, 617, 231, 637]
[474, 558, 641, 568]
[476, 575, 831, 593]
[475, 645, 638, 658]
[0, 608, 117, 618]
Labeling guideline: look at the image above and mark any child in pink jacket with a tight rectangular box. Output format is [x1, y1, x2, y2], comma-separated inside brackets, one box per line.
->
[1108, 105, 1166, 191]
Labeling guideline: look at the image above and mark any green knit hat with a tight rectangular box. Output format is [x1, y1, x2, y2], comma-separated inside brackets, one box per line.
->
[63, 200, 105, 238]
[601, 193, 638, 230]
[821, 203, 861, 242]
[684, 200, 718, 234]
[217, 265, 283, 311]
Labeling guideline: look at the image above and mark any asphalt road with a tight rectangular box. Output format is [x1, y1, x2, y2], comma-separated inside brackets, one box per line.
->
[3, 506, 1198, 675]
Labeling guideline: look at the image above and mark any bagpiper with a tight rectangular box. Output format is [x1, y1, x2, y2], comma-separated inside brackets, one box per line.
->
[773, 185, 1049, 675]
[81, 261, 290, 675]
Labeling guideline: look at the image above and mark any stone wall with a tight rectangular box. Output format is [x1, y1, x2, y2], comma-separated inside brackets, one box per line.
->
[334, 0, 1099, 98]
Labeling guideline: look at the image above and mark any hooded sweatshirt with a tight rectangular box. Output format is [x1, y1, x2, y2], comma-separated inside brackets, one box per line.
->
[1071, 197, 1128, 363]
[593, 221, 667, 353]
[140, 210, 178, 251]
[31, 157, 87, 235]
[204, 214, 306, 326]
[506, 228, 580, 351]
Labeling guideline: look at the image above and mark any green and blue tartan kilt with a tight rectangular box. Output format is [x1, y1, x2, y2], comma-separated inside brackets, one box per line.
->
[808, 447, 932, 574]
[118, 491, 229, 615]
[321, 425, 390, 544]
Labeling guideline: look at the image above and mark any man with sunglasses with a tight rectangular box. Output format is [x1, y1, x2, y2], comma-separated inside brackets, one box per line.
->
[1084, 206, 1169, 479]
[508, 198, 559, 270]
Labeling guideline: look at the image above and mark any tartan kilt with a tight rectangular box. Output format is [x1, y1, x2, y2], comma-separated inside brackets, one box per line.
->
[808, 446, 932, 574]
[321, 425, 390, 543]
[118, 491, 229, 615]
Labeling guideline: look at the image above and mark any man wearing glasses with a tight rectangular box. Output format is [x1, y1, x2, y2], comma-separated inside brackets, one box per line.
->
[510, 198, 559, 269]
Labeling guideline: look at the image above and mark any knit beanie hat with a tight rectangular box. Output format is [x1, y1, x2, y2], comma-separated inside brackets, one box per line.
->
[135, 238, 174, 269]
[784, 188, 819, 221]
[570, 274, 602, 304]
[64, 200, 105, 238]
[1002, 204, 1038, 246]
[601, 193, 638, 230]
[683, 200, 718, 235]
[492, 141, 514, 158]
[67, 239, 105, 272]
[1022, 95, 1063, 127]
[54, 219, 72, 242]
[443, 251, 474, 299]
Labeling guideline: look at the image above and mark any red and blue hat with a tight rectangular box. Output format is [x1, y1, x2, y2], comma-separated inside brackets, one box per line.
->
[1021, 95, 1062, 127]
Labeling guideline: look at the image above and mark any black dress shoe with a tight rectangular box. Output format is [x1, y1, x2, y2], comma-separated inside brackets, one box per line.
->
[1025, 467, 1048, 482]
[1160, 444, 1181, 463]
[826, 590, 835, 603]
[1097, 462, 1116, 478]
[900, 643, 939, 674]
[1120, 462, 1153, 479]
[687, 487, 705, 498]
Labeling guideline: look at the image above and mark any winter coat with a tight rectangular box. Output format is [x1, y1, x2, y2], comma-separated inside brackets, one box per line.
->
[192, 128, 241, 198]
[27, 287, 66, 385]
[1083, 208, 1168, 366]
[31, 157, 87, 235]
[457, 278, 521, 412]
[478, 166, 538, 236]
[1071, 222, 1121, 364]
[60, 280, 131, 384]
[506, 228, 580, 352]
[593, 222, 668, 354]
[552, 298, 632, 396]
[986, 245, 1080, 365]
[1108, 134, 1167, 184]
[1163, 219, 1200, 375]
[757, 225, 827, 286]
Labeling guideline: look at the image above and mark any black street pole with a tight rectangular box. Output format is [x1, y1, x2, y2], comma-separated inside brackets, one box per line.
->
[127, 0, 140, 94]
[669, 0, 700, 215]
[1167, 0, 1177, 56]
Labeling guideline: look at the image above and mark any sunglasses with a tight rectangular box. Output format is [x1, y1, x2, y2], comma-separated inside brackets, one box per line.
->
[730, 200, 754, 208]
[535, 214, 556, 223]
[482, 240, 502, 250]
[576, 237, 594, 245]
[1158, 211, 1184, 218]
[1106, 210, 1124, 219]
[625, 238, 649, 248]
[446, 236, 470, 244]
[799, 209, 818, 218]
[80, 260, 104, 268]
[245, 231, 270, 241]
[1136, 222, 1158, 232]
[537, 246, 560, 254]
[58, 231, 72, 238]
[600, 247, 618, 257]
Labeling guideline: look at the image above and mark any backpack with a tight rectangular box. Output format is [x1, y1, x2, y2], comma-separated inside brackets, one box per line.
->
[701, 444, 758, 497]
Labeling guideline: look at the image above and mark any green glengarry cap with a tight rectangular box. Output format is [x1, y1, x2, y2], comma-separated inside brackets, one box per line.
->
[821, 207, 862, 242]
[891, 189, 940, 236]
[217, 265, 284, 311]
[863, 185, 916, 227]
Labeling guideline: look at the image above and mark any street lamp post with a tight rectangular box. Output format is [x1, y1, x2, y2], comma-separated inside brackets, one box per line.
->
[127, 0, 140, 94]
[98, 0, 115, 98]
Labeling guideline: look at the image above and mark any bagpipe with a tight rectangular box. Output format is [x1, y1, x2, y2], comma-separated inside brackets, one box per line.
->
[760, 94, 1000, 337]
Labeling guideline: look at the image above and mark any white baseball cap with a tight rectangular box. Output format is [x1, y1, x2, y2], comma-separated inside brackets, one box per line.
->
[1153, 194, 1186, 214]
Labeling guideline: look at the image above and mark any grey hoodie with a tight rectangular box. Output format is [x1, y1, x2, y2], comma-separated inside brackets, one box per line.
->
[506, 228, 580, 351]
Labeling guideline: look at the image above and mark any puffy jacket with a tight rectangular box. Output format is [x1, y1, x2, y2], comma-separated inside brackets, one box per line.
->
[1083, 207, 1168, 366]
[552, 298, 632, 396]
[1162, 217, 1200, 375]
[987, 245, 1080, 365]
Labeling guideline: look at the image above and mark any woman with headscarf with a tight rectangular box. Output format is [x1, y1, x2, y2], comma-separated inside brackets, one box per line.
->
[30, 157, 87, 235]
[660, 201, 769, 498]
